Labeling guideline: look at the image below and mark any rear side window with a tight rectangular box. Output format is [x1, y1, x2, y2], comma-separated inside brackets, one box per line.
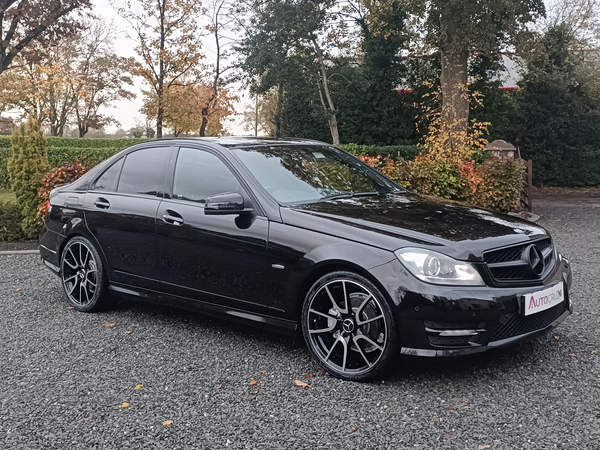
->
[173, 147, 241, 203]
[117, 147, 170, 196]
[91, 158, 124, 192]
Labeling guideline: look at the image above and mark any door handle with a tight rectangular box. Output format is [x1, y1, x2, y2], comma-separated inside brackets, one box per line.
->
[163, 210, 184, 226]
[94, 198, 110, 209]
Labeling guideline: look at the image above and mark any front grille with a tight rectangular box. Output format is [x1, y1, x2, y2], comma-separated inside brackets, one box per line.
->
[491, 301, 566, 341]
[483, 238, 554, 284]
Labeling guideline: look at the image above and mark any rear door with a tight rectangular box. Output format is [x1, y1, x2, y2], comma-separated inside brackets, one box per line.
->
[83, 145, 173, 289]
[155, 146, 272, 311]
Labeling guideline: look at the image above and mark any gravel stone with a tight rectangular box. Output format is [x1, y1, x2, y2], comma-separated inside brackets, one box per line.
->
[1, 202, 598, 449]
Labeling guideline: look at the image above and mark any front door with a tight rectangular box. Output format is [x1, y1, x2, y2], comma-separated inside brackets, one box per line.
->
[156, 146, 271, 311]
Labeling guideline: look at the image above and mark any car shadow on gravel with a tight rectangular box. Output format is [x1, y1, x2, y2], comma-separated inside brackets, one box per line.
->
[108, 295, 554, 384]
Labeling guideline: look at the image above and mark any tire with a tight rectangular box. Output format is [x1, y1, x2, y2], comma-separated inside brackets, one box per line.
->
[301, 271, 399, 381]
[60, 236, 109, 312]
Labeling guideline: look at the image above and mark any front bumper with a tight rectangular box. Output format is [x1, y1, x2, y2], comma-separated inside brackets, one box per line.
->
[369, 255, 573, 357]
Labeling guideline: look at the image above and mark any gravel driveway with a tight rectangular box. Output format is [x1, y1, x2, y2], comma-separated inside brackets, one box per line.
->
[1, 202, 599, 450]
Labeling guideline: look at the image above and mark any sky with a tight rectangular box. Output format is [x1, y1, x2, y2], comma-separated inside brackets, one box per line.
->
[92, 0, 249, 135]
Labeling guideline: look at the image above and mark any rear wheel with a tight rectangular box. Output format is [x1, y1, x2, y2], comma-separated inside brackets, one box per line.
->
[60, 237, 108, 312]
[301, 271, 399, 381]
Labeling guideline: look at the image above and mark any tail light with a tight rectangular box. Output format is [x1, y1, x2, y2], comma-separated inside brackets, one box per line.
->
[45, 201, 51, 216]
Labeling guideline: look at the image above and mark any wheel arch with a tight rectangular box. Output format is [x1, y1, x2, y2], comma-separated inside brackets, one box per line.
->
[293, 259, 396, 336]
[58, 230, 110, 280]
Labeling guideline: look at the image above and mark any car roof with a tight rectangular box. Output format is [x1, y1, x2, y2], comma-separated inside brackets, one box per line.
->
[147, 136, 328, 149]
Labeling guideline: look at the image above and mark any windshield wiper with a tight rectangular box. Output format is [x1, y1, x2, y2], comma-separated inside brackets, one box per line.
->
[319, 191, 381, 202]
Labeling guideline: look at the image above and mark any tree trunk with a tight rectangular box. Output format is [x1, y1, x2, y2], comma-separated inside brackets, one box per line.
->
[157, 106, 163, 138]
[199, 116, 208, 137]
[78, 125, 88, 138]
[440, 48, 469, 136]
[254, 94, 259, 137]
[312, 39, 340, 145]
[274, 84, 284, 138]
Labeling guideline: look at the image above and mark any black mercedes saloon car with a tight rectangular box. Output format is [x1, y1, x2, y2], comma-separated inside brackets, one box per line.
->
[39, 137, 572, 381]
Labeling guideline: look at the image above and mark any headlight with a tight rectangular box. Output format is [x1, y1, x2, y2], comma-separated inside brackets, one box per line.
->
[395, 248, 485, 286]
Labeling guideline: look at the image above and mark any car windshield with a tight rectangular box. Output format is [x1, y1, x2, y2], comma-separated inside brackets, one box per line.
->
[232, 145, 404, 205]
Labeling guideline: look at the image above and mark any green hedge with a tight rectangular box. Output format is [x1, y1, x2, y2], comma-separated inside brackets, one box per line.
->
[0, 137, 149, 189]
[338, 143, 420, 160]
[0, 201, 26, 241]
[0, 135, 148, 149]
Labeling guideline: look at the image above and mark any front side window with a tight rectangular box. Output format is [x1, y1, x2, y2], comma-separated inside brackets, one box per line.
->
[172, 147, 241, 203]
[117, 147, 170, 196]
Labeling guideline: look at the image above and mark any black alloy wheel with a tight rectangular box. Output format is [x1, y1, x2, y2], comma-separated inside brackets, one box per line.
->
[301, 271, 398, 381]
[60, 237, 108, 312]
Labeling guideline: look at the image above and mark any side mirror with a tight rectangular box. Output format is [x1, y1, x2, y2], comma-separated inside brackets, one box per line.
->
[205, 192, 252, 215]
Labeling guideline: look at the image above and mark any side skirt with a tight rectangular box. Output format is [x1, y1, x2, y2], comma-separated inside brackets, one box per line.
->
[108, 283, 298, 336]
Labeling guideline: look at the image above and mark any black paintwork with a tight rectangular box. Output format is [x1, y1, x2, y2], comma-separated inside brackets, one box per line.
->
[39, 137, 572, 355]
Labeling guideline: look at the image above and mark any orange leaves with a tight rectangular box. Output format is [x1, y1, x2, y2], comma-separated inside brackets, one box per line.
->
[37, 160, 88, 218]
[162, 420, 173, 426]
[249, 380, 258, 386]
[294, 380, 310, 389]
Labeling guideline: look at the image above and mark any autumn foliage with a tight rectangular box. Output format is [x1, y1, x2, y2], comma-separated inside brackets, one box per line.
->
[37, 159, 88, 218]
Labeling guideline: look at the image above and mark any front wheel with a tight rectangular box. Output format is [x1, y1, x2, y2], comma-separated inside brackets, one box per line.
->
[60, 236, 109, 312]
[301, 271, 399, 381]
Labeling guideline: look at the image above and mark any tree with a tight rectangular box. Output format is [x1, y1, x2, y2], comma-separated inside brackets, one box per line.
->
[0, 0, 92, 75]
[72, 20, 136, 137]
[513, 25, 600, 186]
[143, 82, 236, 136]
[0, 18, 135, 137]
[402, 0, 545, 136]
[118, 0, 205, 138]
[242, 89, 278, 137]
[237, 0, 352, 144]
[7, 116, 50, 237]
[198, 0, 237, 136]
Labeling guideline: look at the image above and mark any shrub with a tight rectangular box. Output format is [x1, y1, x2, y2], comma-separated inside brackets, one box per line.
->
[7, 117, 50, 238]
[0, 201, 26, 241]
[37, 160, 89, 218]
[338, 143, 420, 160]
[410, 158, 466, 200]
[356, 154, 411, 187]
[471, 158, 525, 212]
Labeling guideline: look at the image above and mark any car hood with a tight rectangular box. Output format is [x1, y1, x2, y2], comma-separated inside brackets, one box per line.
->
[281, 193, 547, 261]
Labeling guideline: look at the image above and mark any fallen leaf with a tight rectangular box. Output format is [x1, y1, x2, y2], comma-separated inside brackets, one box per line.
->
[322, 372, 330, 376]
[570, 353, 578, 358]
[16, 288, 22, 291]
[554, 336, 560, 340]
[592, 350, 597, 354]
[350, 429, 355, 433]
[478, 446, 491, 450]
[121, 403, 130, 408]
[294, 380, 309, 389]
[134, 384, 143, 390]
[305, 373, 316, 379]
[259, 370, 266, 374]
[162, 420, 173, 426]
[106, 323, 115, 328]
[67, 307, 74, 309]
[448, 407, 455, 410]
[124, 331, 131, 334]
[249, 380, 258, 386]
